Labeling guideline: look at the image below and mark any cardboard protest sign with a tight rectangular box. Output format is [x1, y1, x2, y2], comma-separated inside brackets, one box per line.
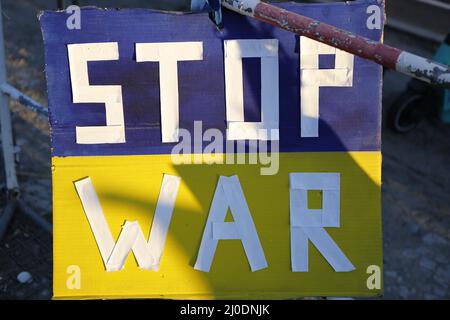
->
[41, 1, 383, 299]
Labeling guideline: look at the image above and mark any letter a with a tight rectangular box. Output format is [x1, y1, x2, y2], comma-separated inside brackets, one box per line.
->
[194, 176, 267, 272]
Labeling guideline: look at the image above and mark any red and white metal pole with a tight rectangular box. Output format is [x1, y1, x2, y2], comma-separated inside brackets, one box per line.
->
[222, 0, 450, 88]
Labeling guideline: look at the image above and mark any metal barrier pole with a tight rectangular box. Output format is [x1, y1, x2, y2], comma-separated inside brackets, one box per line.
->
[0, 1, 19, 194]
[0, 0, 52, 236]
[222, 0, 450, 88]
[1, 83, 48, 117]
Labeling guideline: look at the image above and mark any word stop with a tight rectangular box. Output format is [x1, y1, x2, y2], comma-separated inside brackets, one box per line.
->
[67, 38, 354, 144]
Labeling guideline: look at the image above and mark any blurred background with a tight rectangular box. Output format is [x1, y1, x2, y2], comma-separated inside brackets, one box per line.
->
[0, 0, 448, 299]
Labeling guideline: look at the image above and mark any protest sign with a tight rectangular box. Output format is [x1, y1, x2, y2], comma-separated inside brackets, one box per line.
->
[41, 1, 383, 299]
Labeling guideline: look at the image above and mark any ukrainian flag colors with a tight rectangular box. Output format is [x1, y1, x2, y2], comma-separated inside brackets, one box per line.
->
[41, 2, 384, 299]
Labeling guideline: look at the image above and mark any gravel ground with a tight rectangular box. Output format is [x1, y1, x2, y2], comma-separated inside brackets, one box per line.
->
[0, 0, 449, 299]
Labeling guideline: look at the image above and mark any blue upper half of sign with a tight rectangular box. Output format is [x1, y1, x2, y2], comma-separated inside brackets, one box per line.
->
[40, 1, 383, 157]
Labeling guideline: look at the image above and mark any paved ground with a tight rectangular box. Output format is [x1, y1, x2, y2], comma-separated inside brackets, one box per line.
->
[381, 28, 450, 299]
[0, 0, 449, 299]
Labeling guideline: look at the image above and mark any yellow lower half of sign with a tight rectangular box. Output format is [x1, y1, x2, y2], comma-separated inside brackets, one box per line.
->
[52, 152, 382, 299]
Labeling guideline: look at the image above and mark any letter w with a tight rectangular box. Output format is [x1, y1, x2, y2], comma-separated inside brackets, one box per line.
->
[74, 174, 181, 272]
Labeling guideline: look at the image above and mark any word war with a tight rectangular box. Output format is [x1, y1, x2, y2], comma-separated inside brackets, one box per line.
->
[75, 173, 354, 273]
